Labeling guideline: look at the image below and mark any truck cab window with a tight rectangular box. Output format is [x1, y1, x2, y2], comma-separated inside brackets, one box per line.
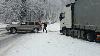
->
[59, 13, 65, 21]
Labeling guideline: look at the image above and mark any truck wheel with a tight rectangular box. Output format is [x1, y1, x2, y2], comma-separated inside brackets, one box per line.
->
[73, 30, 78, 38]
[67, 29, 71, 36]
[83, 32, 87, 40]
[63, 29, 67, 35]
[87, 32, 96, 42]
[70, 29, 74, 37]
[10, 28, 16, 34]
[77, 30, 81, 39]
[80, 30, 87, 40]
[66, 29, 69, 36]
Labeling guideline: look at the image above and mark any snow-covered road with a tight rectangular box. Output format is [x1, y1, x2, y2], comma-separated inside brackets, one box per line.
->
[0, 22, 100, 56]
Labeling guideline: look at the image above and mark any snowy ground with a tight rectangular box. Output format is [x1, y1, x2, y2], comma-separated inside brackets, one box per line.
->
[0, 23, 8, 29]
[0, 23, 10, 40]
[0, 22, 100, 56]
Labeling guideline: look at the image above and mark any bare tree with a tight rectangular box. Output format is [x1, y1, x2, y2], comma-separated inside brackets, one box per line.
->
[0, 0, 74, 23]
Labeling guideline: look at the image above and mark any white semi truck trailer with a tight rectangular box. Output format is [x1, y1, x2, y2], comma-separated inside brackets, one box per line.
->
[60, 0, 100, 42]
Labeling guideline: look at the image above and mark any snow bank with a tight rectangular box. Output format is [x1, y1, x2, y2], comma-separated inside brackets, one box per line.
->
[47, 22, 60, 32]
[0, 23, 8, 28]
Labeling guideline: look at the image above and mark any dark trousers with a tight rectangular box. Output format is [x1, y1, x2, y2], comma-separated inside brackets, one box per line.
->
[43, 27, 47, 33]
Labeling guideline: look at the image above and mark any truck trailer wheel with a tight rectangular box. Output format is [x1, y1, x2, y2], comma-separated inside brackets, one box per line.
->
[77, 30, 81, 39]
[73, 30, 78, 38]
[10, 28, 17, 34]
[66, 29, 70, 36]
[87, 32, 96, 42]
[70, 29, 74, 37]
[80, 30, 87, 40]
[63, 29, 67, 35]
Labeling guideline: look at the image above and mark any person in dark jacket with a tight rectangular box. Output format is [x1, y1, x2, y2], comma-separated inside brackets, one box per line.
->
[42, 22, 47, 33]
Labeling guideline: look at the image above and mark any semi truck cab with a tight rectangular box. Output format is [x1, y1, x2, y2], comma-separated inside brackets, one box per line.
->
[60, 6, 72, 34]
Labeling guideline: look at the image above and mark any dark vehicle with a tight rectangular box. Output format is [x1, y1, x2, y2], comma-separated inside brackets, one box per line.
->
[60, 0, 100, 42]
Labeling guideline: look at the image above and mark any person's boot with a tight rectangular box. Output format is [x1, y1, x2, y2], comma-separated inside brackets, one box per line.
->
[43, 29, 44, 32]
[46, 30, 47, 33]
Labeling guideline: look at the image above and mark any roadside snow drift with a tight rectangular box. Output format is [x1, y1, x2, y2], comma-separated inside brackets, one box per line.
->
[47, 22, 60, 32]
[0, 23, 8, 29]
